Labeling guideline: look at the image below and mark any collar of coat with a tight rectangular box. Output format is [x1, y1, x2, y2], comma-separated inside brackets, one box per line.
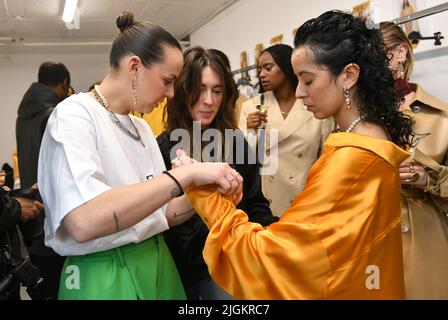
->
[325, 132, 409, 168]
[408, 84, 448, 113]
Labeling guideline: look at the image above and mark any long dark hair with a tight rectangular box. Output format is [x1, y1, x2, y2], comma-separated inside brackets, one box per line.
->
[165, 46, 238, 136]
[260, 44, 298, 93]
[110, 11, 181, 69]
[164, 46, 238, 160]
[294, 10, 412, 149]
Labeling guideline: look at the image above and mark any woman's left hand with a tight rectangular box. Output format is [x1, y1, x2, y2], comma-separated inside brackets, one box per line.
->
[399, 161, 428, 190]
[172, 149, 243, 205]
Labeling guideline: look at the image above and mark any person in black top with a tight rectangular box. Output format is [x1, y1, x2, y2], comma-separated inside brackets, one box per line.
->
[15, 61, 70, 298]
[157, 46, 278, 300]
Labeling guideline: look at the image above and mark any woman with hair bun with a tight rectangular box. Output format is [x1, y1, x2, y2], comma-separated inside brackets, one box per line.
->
[37, 11, 243, 299]
[180, 11, 413, 299]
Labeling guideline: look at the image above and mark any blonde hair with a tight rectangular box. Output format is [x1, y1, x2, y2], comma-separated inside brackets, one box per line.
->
[379, 21, 414, 81]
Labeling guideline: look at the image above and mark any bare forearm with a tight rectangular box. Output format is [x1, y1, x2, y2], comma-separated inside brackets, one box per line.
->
[166, 195, 195, 227]
[64, 167, 193, 242]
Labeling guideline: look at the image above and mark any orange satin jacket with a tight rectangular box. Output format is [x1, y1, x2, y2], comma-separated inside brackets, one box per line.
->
[187, 133, 409, 299]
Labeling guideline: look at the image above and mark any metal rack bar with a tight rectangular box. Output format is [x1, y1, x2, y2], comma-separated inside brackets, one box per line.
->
[414, 46, 448, 61]
[232, 64, 257, 75]
[231, 3, 448, 74]
[393, 2, 448, 25]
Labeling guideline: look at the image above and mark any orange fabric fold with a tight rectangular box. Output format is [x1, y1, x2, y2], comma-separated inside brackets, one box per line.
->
[188, 133, 409, 299]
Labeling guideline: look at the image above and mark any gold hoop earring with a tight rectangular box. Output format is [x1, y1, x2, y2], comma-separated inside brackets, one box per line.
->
[131, 80, 138, 108]
[344, 88, 351, 109]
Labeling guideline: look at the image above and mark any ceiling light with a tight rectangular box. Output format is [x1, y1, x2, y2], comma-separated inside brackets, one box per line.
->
[62, 0, 78, 23]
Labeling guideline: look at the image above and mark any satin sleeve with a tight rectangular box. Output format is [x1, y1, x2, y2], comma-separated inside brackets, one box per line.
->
[187, 144, 404, 299]
[187, 186, 330, 299]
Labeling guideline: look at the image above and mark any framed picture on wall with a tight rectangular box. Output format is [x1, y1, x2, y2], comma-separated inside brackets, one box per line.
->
[240, 51, 250, 81]
[270, 34, 283, 45]
[254, 43, 264, 67]
[352, 1, 372, 19]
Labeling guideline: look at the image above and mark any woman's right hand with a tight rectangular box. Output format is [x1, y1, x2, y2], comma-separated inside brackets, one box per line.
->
[247, 111, 267, 129]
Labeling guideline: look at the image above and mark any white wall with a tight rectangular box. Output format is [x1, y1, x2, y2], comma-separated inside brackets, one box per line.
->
[0, 52, 109, 165]
[1, 0, 447, 166]
[190, 0, 358, 70]
[190, 0, 448, 100]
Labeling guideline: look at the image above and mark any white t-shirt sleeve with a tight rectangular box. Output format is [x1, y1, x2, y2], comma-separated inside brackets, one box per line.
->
[38, 99, 111, 237]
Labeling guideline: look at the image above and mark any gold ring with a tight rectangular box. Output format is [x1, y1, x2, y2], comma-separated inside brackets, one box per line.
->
[409, 164, 414, 174]
[411, 172, 420, 182]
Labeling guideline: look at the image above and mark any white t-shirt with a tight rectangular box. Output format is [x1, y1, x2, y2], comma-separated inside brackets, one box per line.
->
[38, 93, 169, 256]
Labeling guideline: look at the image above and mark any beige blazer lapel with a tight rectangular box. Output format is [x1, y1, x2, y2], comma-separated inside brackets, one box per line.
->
[267, 99, 313, 151]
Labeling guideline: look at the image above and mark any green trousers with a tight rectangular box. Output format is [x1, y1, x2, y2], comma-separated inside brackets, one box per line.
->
[58, 234, 186, 300]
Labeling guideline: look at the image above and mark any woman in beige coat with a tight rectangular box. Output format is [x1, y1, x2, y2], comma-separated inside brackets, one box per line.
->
[381, 21, 448, 299]
[238, 44, 332, 216]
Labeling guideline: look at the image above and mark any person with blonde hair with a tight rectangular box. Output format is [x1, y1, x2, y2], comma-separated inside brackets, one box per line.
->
[380, 21, 448, 300]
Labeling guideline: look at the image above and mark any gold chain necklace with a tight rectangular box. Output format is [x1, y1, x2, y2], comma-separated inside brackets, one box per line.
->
[92, 85, 145, 148]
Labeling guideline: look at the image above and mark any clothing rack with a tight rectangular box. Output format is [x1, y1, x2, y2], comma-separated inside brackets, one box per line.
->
[392, 2, 448, 25]
[232, 64, 257, 76]
[414, 46, 448, 61]
[230, 3, 448, 75]
[395, 2, 448, 62]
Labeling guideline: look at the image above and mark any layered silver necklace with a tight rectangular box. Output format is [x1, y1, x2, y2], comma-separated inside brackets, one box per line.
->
[92, 85, 145, 148]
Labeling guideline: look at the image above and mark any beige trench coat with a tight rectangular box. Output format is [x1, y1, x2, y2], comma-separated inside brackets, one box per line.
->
[238, 91, 332, 216]
[401, 84, 448, 299]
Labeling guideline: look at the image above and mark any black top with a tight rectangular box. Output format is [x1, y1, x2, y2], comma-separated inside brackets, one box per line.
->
[16, 82, 62, 255]
[16, 82, 61, 189]
[157, 130, 278, 287]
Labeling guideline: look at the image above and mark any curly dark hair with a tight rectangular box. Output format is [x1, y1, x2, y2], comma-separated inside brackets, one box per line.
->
[164, 46, 238, 152]
[294, 10, 413, 149]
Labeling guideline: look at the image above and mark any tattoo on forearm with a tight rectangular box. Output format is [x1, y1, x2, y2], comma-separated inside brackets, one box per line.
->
[170, 187, 181, 198]
[173, 208, 195, 219]
[113, 211, 120, 232]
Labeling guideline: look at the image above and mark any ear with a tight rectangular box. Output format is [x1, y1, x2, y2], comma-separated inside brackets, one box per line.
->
[127, 56, 142, 78]
[395, 43, 408, 63]
[340, 63, 360, 90]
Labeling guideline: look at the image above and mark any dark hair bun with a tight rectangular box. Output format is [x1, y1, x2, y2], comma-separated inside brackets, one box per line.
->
[116, 11, 134, 32]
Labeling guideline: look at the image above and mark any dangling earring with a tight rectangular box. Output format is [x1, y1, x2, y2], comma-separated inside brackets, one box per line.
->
[131, 80, 138, 108]
[344, 87, 351, 109]
[398, 60, 406, 79]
